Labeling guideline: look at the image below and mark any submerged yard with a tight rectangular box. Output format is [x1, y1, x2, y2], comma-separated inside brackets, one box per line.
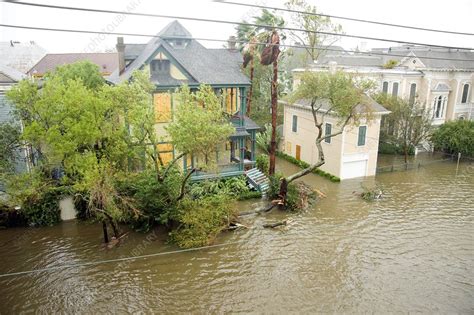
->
[0, 156, 473, 313]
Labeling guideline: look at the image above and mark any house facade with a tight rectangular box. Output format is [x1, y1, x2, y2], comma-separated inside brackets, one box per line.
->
[282, 97, 389, 180]
[299, 45, 474, 123]
[108, 20, 257, 179]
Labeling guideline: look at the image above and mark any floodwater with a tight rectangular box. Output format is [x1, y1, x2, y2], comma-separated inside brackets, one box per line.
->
[0, 155, 473, 313]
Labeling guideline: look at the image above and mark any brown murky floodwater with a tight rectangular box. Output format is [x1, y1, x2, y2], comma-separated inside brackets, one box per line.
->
[0, 155, 473, 313]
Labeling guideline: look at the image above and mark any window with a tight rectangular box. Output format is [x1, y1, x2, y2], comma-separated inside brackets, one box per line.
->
[433, 95, 447, 119]
[382, 81, 389, 94]
[461, 84, 469, 104]
[150, 60, 170, 75]
[324, 123, 332, 143]
[154, 93, 172, 122]
[392, 82, 399, 97]
[409, 83, 417, 105]
[292, 115, 298, 132]
[157, 143, 174, 165]
[358, 126, 367, 146]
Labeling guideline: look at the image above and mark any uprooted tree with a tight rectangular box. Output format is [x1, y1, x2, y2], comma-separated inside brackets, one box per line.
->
[277, 71, 376, 205]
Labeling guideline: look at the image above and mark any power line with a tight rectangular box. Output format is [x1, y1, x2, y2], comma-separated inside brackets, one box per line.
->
[0, 239, 248, 278]
[1, 23, 474, 63]
[215, 0, 474, 37]
[3, 0, 474, 51]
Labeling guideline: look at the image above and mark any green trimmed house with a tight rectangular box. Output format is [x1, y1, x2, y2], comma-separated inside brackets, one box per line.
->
[108, 21, 259, 180]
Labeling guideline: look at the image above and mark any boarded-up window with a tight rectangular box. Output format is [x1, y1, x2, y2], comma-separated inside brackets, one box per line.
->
[157, 143, 174, 165]
[286, 141, 292, 154]
[154, 93, 172, 123]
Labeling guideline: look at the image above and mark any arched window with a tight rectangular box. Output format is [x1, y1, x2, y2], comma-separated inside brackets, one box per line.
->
[409, 83, 417, 105]
[433, 96, 447, 119]
[392, 82, 399, 97]
[382, 81, 389, 94]
[461, 84, 469, 104]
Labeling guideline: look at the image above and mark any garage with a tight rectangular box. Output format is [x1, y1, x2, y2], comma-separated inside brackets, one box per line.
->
[341, 158, 368, 179]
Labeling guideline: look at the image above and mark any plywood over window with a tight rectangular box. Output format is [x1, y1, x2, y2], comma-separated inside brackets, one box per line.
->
[157, 143, 174, 165]
[154, 93, 172, 123]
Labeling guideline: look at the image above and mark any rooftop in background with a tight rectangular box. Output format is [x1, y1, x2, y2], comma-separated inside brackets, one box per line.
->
[304, 45, 474, 71]
[28, 53, 118, 77]
[0, 41, 47, 73]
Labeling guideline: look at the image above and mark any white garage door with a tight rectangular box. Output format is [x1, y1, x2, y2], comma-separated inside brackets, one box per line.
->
[342, 160, 367, 179]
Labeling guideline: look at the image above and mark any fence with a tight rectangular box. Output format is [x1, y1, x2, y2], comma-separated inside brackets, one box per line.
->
[375, 152, 468, 174]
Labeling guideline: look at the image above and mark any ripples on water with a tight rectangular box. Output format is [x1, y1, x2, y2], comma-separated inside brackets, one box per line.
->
[0, 158, 473, 313]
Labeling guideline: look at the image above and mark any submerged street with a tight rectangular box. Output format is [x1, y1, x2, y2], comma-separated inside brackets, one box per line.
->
[0, 156, 473, 313]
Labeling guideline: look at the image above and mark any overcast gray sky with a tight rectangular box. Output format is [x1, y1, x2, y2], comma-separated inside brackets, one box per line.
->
[1, 0, 473, 53]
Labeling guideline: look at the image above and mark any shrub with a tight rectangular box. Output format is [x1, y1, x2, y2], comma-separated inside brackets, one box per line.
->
[383, 60, 398, 69]
[22, 187, 63, 226]
[237, 191, 262, 200]
[378, 141, 415, 156]
[267, 172, 302, 211]
[115, 167, 183, 231]
[169, 195, 235, 248]
[276, 151, 340, 182]
[256, 154, 270, 175]
[431, 120, 474, 156]
[189, 176, 250, 199]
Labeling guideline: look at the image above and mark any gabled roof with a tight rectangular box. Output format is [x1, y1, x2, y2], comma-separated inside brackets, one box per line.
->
[0, 64, 26, 82]
[108, 20, 250, 86]
[157, 20, 192, 39]
[28, 53, 118, 76]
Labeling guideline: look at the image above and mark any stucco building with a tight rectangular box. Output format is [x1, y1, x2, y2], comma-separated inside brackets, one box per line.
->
[299, 45, 474, 123]
[282, 97, 389, 180]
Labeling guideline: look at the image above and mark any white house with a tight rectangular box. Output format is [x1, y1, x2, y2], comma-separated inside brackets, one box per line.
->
[298, 45, 474, 123]
[282, 97, 390, 180]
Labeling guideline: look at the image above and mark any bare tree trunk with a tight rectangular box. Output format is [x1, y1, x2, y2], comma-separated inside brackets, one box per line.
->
[246, 59, 254, 116]
[268, 59, 278, 176]
[102, 221, 109, 243]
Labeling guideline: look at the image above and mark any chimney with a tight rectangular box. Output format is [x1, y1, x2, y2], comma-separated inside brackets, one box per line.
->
[116, 37, 125, 75]
[328, 61, 337, 74]
[227, 36, 236, 51]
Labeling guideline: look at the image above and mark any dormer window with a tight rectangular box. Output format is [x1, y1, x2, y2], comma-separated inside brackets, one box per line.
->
[151, 60, 170, 75]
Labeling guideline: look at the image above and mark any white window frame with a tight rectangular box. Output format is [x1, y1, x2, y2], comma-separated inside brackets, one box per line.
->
[433, 95, 448, 119]
[357, 125, 368, 147]
[324, 122, 332, 144]
[461, 83, 470, 104]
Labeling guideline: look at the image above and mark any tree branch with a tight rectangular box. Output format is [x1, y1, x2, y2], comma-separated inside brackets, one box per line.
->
[176, 167, 197, 202]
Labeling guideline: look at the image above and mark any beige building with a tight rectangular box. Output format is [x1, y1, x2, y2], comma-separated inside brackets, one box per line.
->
[282, 98, 389, 180]
[298, 45, 474, 123]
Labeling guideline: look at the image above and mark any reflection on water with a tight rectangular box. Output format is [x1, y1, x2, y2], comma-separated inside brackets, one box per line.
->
[0, 156, 473, 313]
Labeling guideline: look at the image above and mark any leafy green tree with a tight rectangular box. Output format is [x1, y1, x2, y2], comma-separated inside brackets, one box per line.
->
[285, 0, 343, 63]
[431, 120, 474, 156]
[279, 71, 375, 203]
[374, 93, 432, 163]
[0, 121, 22, 176]
[166, 84, 234, 172]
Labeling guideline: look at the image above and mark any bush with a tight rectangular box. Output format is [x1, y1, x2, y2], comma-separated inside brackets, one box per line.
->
[431, 120, 474, 156]
[169, 195, 235, 248]
[378, 141, 415, 156]
[115, 167, 183, 231]
[267, 172, 302, 211]
[276, 151, 340, 182]
[22, 187, 63, 226]
[256, 154, 269, 175]
[237, 191, 262, 200]
[189, 176, 250, 199]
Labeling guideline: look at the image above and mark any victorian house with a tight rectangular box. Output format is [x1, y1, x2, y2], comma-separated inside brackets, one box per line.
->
[108, 21, 258, 180]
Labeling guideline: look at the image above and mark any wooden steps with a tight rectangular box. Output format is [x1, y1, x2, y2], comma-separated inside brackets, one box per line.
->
[245, 168, 270, 194]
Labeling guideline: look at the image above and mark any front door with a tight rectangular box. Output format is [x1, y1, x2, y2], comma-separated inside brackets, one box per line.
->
[296, 145, 301, 161]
